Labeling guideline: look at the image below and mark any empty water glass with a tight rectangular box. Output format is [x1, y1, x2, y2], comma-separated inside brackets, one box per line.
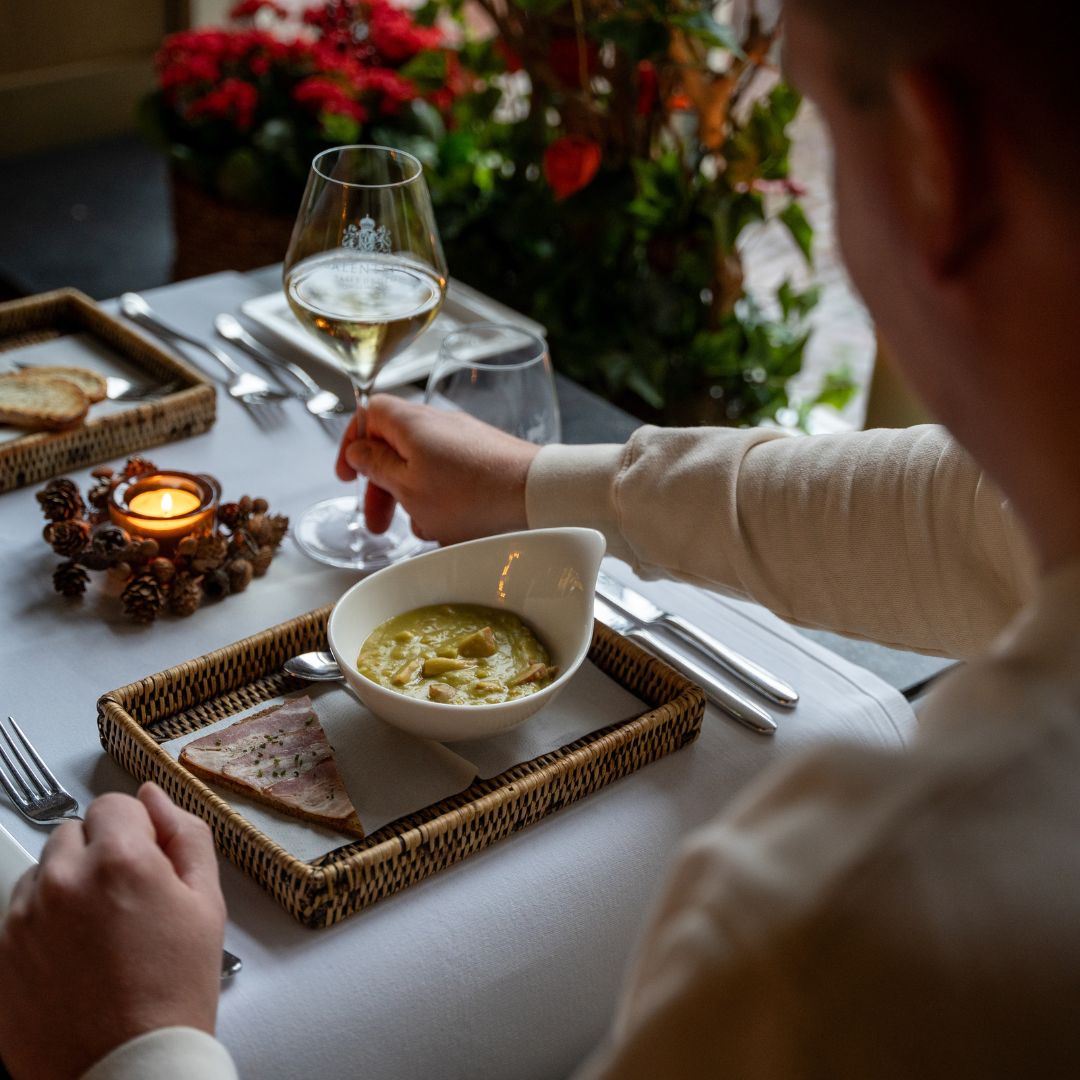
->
[424, 323, 561, 444]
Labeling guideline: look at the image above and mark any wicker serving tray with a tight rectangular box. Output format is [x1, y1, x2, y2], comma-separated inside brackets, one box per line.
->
[0, 288, 216, 492]
[97, 605, 706, 928]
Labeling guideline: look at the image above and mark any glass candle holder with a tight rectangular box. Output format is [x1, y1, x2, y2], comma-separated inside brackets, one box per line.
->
[108, 471, 219, 552]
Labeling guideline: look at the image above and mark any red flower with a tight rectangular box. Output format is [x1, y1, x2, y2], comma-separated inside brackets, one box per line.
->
[636, 60, 658, 116]
[187, 78, 259, 130]
[229, 0, 286, 18]
[293, 76, 368, 121]
[543, 136, 602, 200]
[368, 0, 441, 62]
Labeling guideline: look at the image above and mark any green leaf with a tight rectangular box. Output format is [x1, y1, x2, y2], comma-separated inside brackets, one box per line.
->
[669, 13, 744, 57]
[779, 201, 814, 262]
[400, 50, 448, 89]
[320, 111, 361, 145]
[408, 98, 447, 143]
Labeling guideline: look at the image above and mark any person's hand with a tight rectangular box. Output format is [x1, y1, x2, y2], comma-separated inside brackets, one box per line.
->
[0, 783, 226, 1080]
[336, 394, 540, 546]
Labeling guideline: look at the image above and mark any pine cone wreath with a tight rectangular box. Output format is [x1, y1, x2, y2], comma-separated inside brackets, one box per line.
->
[36, 478, 85, 522]
[169, 573, 203, 617]
[45, 518, 91, 558]
[53, 560, 89, 598]
[121, 574, 165, 623]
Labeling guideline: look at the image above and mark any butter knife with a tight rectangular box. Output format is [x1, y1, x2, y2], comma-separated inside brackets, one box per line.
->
[596, 571, 799, 707]
[595, 597, 776, 735]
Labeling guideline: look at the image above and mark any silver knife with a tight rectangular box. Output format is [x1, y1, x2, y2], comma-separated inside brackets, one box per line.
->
[595, 597, 776, 735]
[597, 571, 799, 707]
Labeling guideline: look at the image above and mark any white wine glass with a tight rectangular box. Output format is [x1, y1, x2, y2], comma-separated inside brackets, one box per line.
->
[284, 144, 447, 570]
[424, 323, 561, 444]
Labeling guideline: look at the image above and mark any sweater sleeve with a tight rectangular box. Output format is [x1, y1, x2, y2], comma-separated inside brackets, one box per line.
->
[526, 424, 1035, 659]
[81, 1027, 238, 1080]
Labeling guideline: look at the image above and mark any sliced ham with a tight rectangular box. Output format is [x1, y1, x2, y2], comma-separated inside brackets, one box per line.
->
[178, 695, 363, 837]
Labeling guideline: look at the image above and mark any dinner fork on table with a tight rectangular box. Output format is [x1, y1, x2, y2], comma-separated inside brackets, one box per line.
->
[119, 292, 288, 425]
[0, 715, 243, 979]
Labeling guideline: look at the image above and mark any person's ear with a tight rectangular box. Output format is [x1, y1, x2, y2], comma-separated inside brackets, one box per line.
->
[889, 66, 999, 280]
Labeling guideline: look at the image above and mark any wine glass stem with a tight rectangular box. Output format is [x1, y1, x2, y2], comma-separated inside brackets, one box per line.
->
[349, 382, 372, 548]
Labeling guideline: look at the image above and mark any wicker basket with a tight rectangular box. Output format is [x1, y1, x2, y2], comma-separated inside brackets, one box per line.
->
[0, 288, 216, 492]
[98, 606, 706, 927]
[170, 174, 296, 282]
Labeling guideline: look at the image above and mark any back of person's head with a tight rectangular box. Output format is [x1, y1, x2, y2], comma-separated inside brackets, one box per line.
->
[792, 0, 1078, 197]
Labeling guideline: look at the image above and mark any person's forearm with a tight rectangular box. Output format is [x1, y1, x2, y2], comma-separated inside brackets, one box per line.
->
[526, 425, 1035, 659]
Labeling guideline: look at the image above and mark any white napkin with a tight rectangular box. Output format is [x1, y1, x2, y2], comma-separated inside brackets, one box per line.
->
[0, 821, 35, 920]
[0, 331, 171, 445]
[161, 661, 649, 863]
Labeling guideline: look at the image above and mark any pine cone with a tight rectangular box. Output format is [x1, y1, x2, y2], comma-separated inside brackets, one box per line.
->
[53, 560, 89, 598]
[190, 534, 228, 573]
[121, 574, 165, 623]
[36, 478, 85, 522]
[46, 518, 91, 557]
[217, 502, 245, 531]
[252, 545, 274, 577]
[123, 457, 158, 480]
[169, 573, 203, 617]
[246, 513, 272, 546]
[91, 523, 130, 561]
[228, 530, 258, 560]
[267, 514, 289, 548]
[88, 478, 117, 513]
[226, 558, 253, 593]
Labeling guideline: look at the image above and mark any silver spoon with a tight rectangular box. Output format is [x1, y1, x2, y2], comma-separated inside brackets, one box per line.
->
[214, 314, 345, 417]
[284, 651, 344, 682]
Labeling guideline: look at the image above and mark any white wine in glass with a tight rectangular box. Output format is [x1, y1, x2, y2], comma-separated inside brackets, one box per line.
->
[283, 145, 447, 570]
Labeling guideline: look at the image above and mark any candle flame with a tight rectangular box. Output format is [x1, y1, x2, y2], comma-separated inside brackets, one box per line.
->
[161, 492, 173, 515]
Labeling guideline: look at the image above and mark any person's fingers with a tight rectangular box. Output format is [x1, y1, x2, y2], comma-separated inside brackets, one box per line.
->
[82, 791, 156, 850]
[363, 481, 397, 534]
[137, 783, 221, 899]
[335, 410, 362, 482]
[38, 817, 87, 864]
[6, 862, 39, 916]
[345, 437, 408, 494]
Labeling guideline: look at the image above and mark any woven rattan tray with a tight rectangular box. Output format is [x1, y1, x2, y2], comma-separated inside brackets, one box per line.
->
[0, 288, 215, 492]
[97, 605, 705, 928]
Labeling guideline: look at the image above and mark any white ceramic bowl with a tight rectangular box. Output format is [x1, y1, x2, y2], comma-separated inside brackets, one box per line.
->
[327, 527, 606, 741]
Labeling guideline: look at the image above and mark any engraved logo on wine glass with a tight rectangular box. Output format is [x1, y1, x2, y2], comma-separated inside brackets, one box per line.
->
[343, 216, 392, 254]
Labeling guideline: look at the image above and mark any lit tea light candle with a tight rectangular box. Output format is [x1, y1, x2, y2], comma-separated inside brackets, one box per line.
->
[128, 488, 201, 521]
[109, 471, 219, 550]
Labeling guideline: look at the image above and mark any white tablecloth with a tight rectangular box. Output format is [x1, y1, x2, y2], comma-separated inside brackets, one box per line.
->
[0, 272, 915, 1079]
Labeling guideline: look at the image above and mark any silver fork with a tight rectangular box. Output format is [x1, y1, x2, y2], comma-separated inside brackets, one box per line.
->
[119, 293, 288, 413]
[0, 715, 242, 979]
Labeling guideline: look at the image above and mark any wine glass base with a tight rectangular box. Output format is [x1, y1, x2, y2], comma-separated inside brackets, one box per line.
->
[292, 494, 430, 572]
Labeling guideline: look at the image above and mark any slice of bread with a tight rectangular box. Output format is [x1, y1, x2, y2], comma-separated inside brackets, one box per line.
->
[17, 365, 108, 404]
[0, 373, 89, 430]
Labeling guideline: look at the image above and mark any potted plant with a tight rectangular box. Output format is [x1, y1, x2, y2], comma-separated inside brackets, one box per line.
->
[140, 0, 462, 279]
[421, 0, 849, 425]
